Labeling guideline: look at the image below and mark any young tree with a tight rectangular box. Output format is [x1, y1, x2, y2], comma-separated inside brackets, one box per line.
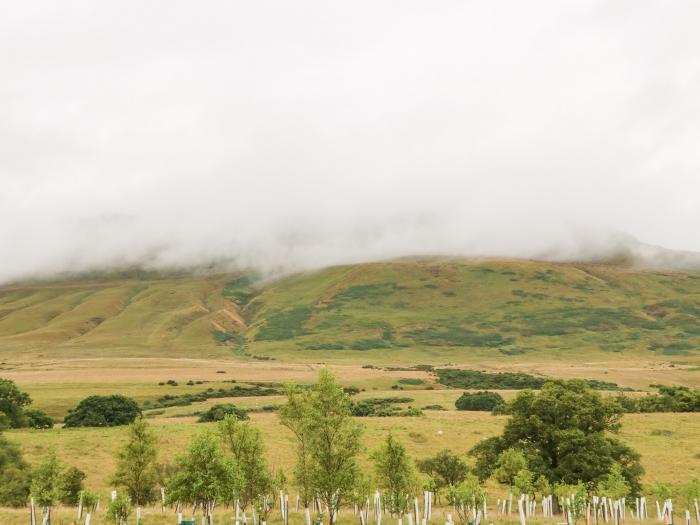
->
[218, 414, 271, 510]
[597, 463, 630, 500]
[513, 468, 534, 498]
[0, 378, 31, 429]
[278, 383, 314, 508]
[166, 431, 242, 521]
[112, 417, 159, 506]
[80, 489, 100, 514]
[447, 474, 485, 525]
[31, 453, 64, 521]
[308, 369, 363, 525]
[280, 369, 363, 525]
[417, 450, 469, 491]
[107, 493, 132, 525]
[371, 434, 417, 516]
[0, 434, 31, 506]
[469, 380, 644, 495]
[58, 466, 86, 505]
[493, 448, 528, 492]
[683, 477, 700, 510]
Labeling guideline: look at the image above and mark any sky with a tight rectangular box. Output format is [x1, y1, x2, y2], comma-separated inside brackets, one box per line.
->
[1, 1, 699, 283]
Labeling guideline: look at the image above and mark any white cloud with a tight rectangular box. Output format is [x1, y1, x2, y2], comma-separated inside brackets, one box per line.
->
[1, 1, 699, 282]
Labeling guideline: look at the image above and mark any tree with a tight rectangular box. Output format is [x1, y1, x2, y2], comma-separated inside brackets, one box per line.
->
[278, 383, 314, 508]
[166, 431, 242, 520]
[198, 403, 249, 423]
[417, 450, 469, 490]
[64, 395, 141, 427]
[80, 489, 100, 514]
[682, 477, 700, 509]
[371, 434, 417, 516]
[112, 417, 159, 506]
[493, 449, 528, 491]
[469, 380, 644, 495]
[107, 493, 132, 525]
[25, 408, 54, 429]
[597, 463, 630, 500]
[307, 369, 363, 525]
[31, 453, 63, 520]
[218, 414, 270, 510]
[513, 468, 534, 497]
[0, 378, 31, 429]
[280, 369, 363, 525]
[58, 466, 86, 505]
[447, 474, 485, 525]
[455, 391, 505, 412]
[0, 434, 31, 506]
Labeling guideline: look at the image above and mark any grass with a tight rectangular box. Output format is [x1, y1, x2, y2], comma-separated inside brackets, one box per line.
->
[4, 409, 699, 494]
[1, 259, 700, 372]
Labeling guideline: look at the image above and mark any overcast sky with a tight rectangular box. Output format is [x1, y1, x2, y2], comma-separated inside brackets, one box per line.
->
[1, 1, 699, 282]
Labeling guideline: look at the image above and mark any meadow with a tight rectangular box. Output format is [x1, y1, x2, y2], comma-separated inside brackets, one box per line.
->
[1, 258, 699, 524]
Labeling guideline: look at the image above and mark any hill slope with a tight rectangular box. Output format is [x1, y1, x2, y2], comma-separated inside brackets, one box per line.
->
[1, 258, 699, 364]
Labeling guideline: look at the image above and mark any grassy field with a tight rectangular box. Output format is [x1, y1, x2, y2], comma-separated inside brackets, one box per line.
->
[1, 258, 699, 523]
[5, 409, 700, 498]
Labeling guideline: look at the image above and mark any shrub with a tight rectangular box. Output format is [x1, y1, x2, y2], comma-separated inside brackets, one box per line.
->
[64, 395, 142, 428]
[24, 408, 54, 429]
[455, 391, 505, 411]
[0, 435, 31, 506]
[197, 404, 249, 423]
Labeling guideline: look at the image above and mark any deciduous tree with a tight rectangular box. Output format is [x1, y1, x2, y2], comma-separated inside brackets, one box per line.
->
[112, 417, 159, 506]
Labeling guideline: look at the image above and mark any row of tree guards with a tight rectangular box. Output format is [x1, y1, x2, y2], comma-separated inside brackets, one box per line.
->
[28, 487, 700, 525]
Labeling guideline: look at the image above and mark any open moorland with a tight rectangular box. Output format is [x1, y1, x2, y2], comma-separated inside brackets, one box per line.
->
[1, 258, 699, 523]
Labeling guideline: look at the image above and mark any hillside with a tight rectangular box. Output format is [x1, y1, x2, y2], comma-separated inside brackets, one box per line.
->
[1, 258, 699, 365]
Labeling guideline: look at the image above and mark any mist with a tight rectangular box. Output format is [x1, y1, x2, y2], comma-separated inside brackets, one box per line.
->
[2, 1, 700, 284]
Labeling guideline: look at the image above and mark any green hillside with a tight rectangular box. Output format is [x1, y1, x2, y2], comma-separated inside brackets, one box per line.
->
[1, 258, 700, 365]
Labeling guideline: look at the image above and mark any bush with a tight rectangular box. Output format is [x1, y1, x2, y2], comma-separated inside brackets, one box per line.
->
[455, 391, 505, 411]
[0, 435, 31, 506]
[64, 395, 142, 428]
[197, 404, 249, 423]
[25, 408, 54, 429]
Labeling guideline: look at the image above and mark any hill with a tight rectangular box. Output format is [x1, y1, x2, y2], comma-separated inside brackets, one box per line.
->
[1, 258, 699, 367]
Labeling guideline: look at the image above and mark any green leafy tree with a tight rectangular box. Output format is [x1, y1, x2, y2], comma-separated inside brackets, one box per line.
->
[80, 489, 100, 513]
[446, 474, 485, 525]
[0, 434, 31, 506]
[280, 369, 363, 525]
[166, 431, 243, 519]
[597, 463, 630, 499]
[371, 434, 417, 516]
[107, 493, 132, 525]
[278, 383, 314, 508]
[112, 417, 159, 505]
[308, 369, 363, 525]
[683, 477, 700, 509]
[513, 468, 534, 497]
[0, 378, 31, 429]
[64, 395, 141, 427]
[24, 408, 54, 429]
[218, 414, 271, 510]
[534, 475, 551, 497]
[493, 448, 528, 491]
[31, 452, 63, 519]
[651, 481, 672, 501]
[469, 380, 644, 495]
[417, 450, 469, 491]
[58, 466, 86, 505]
[562, 483, 589, 525]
